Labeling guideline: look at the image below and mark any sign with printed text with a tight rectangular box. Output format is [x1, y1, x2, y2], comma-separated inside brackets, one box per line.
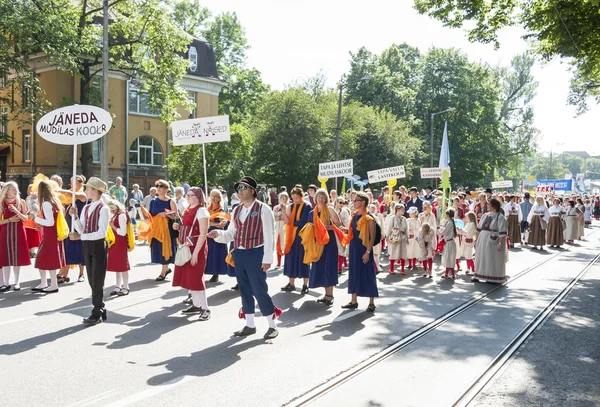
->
[536, 185, 551, 193]
[36, 105, 112, 145]
[171, 115, 230, 146]
[318, 159, 353, 178]
[420, 167, 451, 179]
[491, 180, 513, 189]
[537, 179, 572, 192]
[367, 165, 406, 183]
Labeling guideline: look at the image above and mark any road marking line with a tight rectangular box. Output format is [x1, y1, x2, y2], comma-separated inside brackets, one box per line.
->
[66, 390, 118, 407]
[101, 375, 193, 407]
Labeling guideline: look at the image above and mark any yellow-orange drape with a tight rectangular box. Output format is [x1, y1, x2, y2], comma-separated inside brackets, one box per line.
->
[342, 210, 372, 249]
[283, 201, 304, 255]
[299, 208, 333, 264]
[146, 215, 173, 260]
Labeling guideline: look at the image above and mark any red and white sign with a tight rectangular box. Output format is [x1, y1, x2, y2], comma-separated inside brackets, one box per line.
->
[171, 115, 230, 146]
[536, 185, 551, 193]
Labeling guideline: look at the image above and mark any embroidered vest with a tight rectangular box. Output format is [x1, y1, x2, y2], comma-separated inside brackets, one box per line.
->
[84, 202, 105, 234]
[234, 200, 264, 249]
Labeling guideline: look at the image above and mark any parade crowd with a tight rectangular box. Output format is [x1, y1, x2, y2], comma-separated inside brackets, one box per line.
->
[0, 174, 597, 339]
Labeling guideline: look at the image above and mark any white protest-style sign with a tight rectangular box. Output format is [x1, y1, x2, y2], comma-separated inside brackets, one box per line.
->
[491, 180, 514, 189]
[420, 167, 451, 179]
[367, 165, 406, 183]
[171, 115, 230, 146]
[319, 159, 353, 178]
[36, 105, 112, 145]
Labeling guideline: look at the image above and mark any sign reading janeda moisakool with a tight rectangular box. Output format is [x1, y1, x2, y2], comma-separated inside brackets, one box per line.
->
[36, 105, 113, 145]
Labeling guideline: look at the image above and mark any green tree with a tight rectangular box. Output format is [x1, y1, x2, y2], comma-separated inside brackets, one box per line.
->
[529, 153, 569, 180]
[413, 0, 600, 114]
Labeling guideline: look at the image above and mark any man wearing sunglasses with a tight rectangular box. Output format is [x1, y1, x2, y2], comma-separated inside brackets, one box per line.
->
[208, 176, 280, 339]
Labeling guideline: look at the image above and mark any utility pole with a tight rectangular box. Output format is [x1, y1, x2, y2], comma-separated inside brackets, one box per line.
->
[100, 0, 109, 182]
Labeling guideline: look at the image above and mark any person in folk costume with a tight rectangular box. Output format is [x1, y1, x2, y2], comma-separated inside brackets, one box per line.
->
[503, 195, 522, 249]
[29, 180, 66, 293]
[564, 200, 581, 243]
[208, 176, 281, 339]
[472, 193, 488, 224]
[440, 208, 458, 279]
[406, 206, 420, 270]
[387, 203, 408, 275]
[149, 179, 178, 282]
[25, 184, 42, 258]
[527, 196, 550, 250]
[575, 198, 586, 240]
[281, 186, 312, 294]
[583, 198, 592, 228]
[593, 195, 600, 221]
[417, 222, 436, 278]
[420, 201, 438, 232]
[378, 197, 389, 253]
[341, 191, 378, 312]
[546, 198, 565, 248]
[69, 177, 111, 324]
[225, 193, 241, 290]
[172, 187, 211, 321]
[0, 182, 31, 291]
[273, 191, 289, 269]
[472, 198, 509, 283]
[301, 188, 342, 306]
[334, 197, 351, 274]
[205, 189, 230, 283]
[106, 200, 132, 296]
[58, 175, 87, 284]
[451, 197, 465, 271]
[368, 203, 384, 273]
[459, 212, 477, 274]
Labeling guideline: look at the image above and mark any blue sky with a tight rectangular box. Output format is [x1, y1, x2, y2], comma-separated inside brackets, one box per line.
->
[201, 0, 600, 155]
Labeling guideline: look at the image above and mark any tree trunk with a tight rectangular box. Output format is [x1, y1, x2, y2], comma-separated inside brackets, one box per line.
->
[79, 64, 93, 180]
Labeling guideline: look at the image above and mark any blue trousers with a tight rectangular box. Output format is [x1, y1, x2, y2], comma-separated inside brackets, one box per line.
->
[232, 246, 274, 316]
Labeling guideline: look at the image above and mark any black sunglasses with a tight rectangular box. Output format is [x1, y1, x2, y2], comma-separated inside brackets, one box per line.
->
[155, 184, 167, 188]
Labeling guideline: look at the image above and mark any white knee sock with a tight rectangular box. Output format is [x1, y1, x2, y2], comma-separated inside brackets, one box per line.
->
[190, 291, 202, 308]
[13, 266, 20, 285]
[0, 267, 6, 286]
[245, 313, 255, 328]
[197, 290, 208, 310]
[48, 270, 59, 290]
[266, 314, 276, 329]
[116, 273, 123, 289]
[122, 272, 129, 290]
[37, 270, 48, 288]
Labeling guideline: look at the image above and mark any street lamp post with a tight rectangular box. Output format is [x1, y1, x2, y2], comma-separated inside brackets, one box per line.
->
[430, 107, 456, 168]
[100, 0, 109, 182]
[334, 74, 372, 190]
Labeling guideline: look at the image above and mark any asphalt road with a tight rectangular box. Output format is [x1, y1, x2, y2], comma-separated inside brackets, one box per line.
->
[1, 226, 599, 407]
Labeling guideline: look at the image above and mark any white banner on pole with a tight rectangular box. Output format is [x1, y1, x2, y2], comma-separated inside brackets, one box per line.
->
[171, 115, 230, 146]
[420, 167, 451, 179]
[491, 180, 513, 189]
[319, 159, 353, 178]
[36, 105, 112, 145]
[367, 165, 406, 183]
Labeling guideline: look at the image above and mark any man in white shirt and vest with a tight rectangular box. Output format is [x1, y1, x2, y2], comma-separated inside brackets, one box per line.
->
[208, 176, 280, 339]
[70, 177, 111, 325]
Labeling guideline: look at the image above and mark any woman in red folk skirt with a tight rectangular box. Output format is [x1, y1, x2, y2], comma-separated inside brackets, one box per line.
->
[107, 200, 132, 296]
[29, 180, 66, 293]
[0, 182, 31, 292]
[172, 187, 211, 321]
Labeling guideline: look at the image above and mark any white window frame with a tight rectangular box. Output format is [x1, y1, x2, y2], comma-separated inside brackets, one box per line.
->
[128, 84, 159, 117]
[0, 106, 8, 136]
[0, 71, 7, 88]
[92, 139, 101, 163]
[23, 129, 31, 162]
[188, 91, 196, 119]
[129, 136, 163, 167]
[188, 46, 198, 72]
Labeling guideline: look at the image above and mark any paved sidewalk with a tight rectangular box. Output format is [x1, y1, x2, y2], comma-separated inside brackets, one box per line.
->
[472, 261, 600, 407]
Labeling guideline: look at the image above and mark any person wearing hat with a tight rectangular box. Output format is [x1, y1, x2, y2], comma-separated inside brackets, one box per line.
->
[405, 187, 423, 216]
[423, 186, 435, 204]
[485, 188, 493, 201]
[69, 177, 111, 325]
[208, 176, 281, 339]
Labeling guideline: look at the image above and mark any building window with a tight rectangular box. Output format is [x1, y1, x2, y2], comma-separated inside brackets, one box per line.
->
[0, 71, 7, 88]
[129, 136, 163, 166]
[0, 106, 8, 137]
[188, 46, 198, 72]
[129, 84, 158, 116]
[22, 87, 30, 108]
[188, 91, 196, 119]
[92, 139, 101, 163]
[23, 129, 31, 162]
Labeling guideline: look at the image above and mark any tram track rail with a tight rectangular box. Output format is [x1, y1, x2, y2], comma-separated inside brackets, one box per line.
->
[286, 235, 598, 407]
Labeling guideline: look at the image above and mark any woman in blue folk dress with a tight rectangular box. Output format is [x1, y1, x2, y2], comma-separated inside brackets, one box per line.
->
[281, 186, 312, 294]
[150, 179, 178, 281]
[342, 191, 378, 312]
[58, 176, 87, 283]
[205, 189, 230, 283]
[306, 189, 342, 306]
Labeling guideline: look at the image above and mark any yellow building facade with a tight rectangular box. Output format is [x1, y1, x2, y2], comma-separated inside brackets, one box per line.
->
[0, 40, 225, 194]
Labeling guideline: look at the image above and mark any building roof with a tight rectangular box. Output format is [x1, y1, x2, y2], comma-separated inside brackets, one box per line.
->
[185, 39, 220, 80]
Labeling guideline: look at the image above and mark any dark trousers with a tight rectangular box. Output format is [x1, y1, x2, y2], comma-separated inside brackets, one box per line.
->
[232, 246, 274, 316]
[83, 240, 107, 316]
[520, 221, 529, 235]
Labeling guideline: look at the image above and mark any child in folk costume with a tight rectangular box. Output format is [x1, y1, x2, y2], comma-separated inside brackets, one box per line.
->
[107, 200, 132, 296]
[0, 182, 31, 291]
[576, 198, 585, 239]
[417, 222, 436, 278]
[564, 200, 580, 243]
[273, 192, 289, 268]
[527, 196, 550, 250]
[547, 198, 565, 248]
[419, 201, 438, 231]
[504, 195, 522, 248]
[334, 197, 351, 274]
[386, 204, 408, 275]
[25, 184, 42, 258]
[440, 208, 458, 279]
[459, 212, 476, 274]
[584, 199, 592, 227]
[593, 196, 600, 221]
[406, 207, 420, 270]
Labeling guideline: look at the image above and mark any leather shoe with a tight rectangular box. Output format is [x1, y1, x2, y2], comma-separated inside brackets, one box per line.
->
[82, 315, 103, 325]
[233, 326, 256, 337]
[263, 328, 279, 339]
[182, 305, 202, 314]
[41, 288, 59, 293]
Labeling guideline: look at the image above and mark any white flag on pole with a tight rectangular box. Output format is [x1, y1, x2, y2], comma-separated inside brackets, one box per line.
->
[438, 120, 450, 168]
